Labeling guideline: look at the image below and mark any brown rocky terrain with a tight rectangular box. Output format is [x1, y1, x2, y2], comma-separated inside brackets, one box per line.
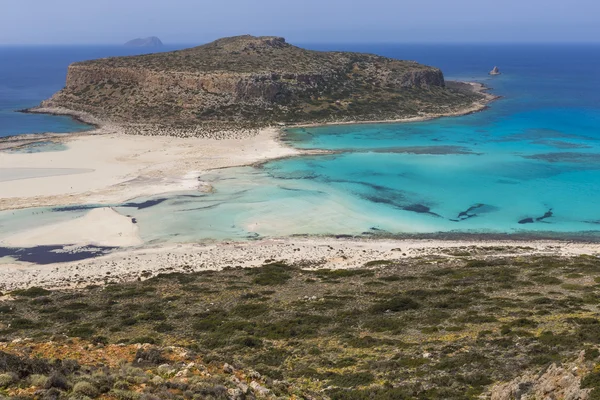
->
[37, 35, 488, 135]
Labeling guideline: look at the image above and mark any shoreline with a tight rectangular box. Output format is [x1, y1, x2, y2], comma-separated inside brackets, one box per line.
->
[0, 127, 301, 211]
[19, 106, 103, 130]
[1, 237, 599, 291]
[0, 79, 510, 285]
[286, 81, 499, 129]
[0, 79, 497, 212]
[16, 80, 497, 136]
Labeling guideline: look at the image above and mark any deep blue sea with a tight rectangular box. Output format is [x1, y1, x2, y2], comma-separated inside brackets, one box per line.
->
[1, 43, 600, 242]
[0, 45, 185, 137]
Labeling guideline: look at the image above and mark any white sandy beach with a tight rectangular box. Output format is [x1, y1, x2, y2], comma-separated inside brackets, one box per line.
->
[0, 126, 299, 211]
[1, 237, 599, 291]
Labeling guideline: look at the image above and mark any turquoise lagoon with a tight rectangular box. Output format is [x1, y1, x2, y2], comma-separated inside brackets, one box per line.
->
[1, 44, 600, 243]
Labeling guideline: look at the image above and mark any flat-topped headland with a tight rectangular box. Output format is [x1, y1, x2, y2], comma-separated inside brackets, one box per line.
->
[30, 35, 494, 138]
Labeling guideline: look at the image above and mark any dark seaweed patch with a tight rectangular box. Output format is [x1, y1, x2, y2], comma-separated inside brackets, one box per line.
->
[518, 209, 553, 225]
[532, 140, 592, 149]
[536, 210, 554, 222]
[403, 204, 441, 218]
[51, 205, 99, 212]
[523, 152, 600, 164]
[0, 246, 116, 264]
[497, 128, 595, 143]
[452, 204, 499, 222]
[121, 198, 169, 210]
[350, 146, 479, 155]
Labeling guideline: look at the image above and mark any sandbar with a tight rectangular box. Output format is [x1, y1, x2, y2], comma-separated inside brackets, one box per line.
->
[1, 207, 141, 248]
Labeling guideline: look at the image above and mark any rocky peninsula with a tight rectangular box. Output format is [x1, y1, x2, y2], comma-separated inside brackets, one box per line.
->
[33, 35, 492, 137]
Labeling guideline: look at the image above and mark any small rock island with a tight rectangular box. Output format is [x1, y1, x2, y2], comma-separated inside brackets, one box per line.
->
[124, 36, 164, 47]
[38, 35, 491, 136]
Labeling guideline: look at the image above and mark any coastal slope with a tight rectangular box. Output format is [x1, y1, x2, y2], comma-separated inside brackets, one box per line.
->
[38, 35, 489, 135]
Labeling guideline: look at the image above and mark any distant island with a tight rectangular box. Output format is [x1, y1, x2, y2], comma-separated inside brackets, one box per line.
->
[124, 36, 163, 47]
[34, 35, 494, 136]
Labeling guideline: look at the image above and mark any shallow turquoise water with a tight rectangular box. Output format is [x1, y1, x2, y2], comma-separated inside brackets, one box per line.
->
[2, 141, 68, 153]
[2, 44, 600, 244]
[119, 45, 600, 241]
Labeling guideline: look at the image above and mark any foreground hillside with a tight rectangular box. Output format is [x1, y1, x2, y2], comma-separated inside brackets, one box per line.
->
[2, 249, 600, 399]
[38, 35, 488, 134]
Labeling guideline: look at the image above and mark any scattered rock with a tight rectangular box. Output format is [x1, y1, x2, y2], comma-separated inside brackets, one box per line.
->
[490, 352, 591, 400]
[223, 363, 235, 374]
[227, 388, 245, 399]
[250, 380, 271, 397]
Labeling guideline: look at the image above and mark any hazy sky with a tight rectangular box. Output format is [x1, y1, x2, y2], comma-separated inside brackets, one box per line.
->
[1, 0, 598, 45]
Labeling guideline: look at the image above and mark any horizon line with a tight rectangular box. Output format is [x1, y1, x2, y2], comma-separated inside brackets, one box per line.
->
[1, 40, 600, 46]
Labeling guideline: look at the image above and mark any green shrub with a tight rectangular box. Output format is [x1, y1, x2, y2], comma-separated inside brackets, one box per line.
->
[10, 318, 38, 329]
[73, 381, 99, 397]
[11, 287, 51, 297]
[509, 318, 538, 328]
[45, 372, 69, 390]
[532, 276, 562, 285]
[28, 374, 49, 387]
[231, 303, 269, 317]
[236, 336, 263, 348]
[378, 275, 401, 282]
[582, 371, 600, 389]
[0, 305, 12, 314]
[154, 322, 174, 333]
[328, 387, 412, 400]
[315, 269, 375, 278]
[371, 296, 420, 313]
[586, 349, 600, 361]
[54, 311, 81, 322]
[134, 347, 165, 365]
[249, 262, 294, 285]
[112, 389, 142, 400]
[0, 373, 14, 387]
[68, 326, 96, 338]
[329, 372, 375, 387]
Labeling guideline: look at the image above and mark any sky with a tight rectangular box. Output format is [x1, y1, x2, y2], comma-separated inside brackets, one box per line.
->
[1, 0, 598, 45]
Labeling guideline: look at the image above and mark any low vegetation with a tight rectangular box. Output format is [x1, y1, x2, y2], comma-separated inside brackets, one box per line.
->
[1, 252, 600, 398]
[42, 36, 486, 132]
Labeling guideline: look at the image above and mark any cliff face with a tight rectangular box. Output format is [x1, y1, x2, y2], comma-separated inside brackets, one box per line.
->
[41, 35, 481, 130]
